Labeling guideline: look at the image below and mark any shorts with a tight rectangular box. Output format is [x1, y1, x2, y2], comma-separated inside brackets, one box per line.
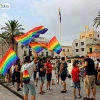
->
[97, 72, 100, 80]
[46, 74, 52, 81]
[61, 75, 67, 81]
[23, 81, 36, 95]
[36, 72, 39, 78]
[73, 82, 81, 89]
[40, 77, 45, 83]
[84, 75, 96, 89]
[15, 72, 20, 83]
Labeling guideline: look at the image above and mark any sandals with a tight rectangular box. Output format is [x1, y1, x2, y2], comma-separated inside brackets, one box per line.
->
[83, 97, 90, 100]
[39, 91, 45, 94]
[52, 83, 55, 85]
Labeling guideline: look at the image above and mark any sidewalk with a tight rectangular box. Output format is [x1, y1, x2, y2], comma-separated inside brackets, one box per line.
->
[3, 78, 100, 100]
[0, 84, 21, 100]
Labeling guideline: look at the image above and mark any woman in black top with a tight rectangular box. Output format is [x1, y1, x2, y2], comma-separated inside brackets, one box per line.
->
[15, 58, 22, 91]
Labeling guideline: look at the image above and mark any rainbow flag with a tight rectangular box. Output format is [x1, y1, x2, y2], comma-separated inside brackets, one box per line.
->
[29, 42, 44, 53]
[0, 48, 18, 75]
[14, 26, 48, 45]
[48, 36, 62, 54]
[29, 42, 48, 53]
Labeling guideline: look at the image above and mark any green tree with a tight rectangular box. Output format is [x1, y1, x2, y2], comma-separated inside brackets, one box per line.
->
[93, 11, 100, 28]
[1, 20, 24, 49]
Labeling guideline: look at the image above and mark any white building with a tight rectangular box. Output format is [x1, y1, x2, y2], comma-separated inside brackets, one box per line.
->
[17, 37, 53, 61]
[72, 38, 93, 57]
[72, 26, 100, 57]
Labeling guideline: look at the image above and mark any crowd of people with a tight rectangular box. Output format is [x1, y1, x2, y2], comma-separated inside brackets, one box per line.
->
[4, 50, 100, 100]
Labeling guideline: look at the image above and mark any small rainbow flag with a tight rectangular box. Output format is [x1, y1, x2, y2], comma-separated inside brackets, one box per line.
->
[29, 42, 44, 53]
[0, 48, 18, 75]
[14, 26, 48, 45]
[23, 70, 30, 84]
[48, 36, 62, 54]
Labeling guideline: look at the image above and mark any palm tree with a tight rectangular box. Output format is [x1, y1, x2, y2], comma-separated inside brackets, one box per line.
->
[1, 20, 24, 49]
[93, 11, 100, 28]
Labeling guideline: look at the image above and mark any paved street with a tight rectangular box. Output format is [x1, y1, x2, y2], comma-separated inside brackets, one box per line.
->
[3, 78, 100, 100]
[0, 84, 21, 100]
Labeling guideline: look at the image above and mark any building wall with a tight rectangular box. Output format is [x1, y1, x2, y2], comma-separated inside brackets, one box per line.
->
[17, 37, 53, 62]
[0, 41, 18, 60]
[53, 46, 72, 58]
[72, 38, 93, 56]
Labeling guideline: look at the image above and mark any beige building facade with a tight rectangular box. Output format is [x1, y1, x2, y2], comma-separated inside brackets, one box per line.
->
[72, 26, 100, 57]
[53, 45, 73, 58]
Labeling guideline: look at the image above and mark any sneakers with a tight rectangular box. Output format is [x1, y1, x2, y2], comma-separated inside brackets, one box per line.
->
[73, 95, 82, 99]
[73, 96, 76, 99]
[10, 85, 14, 88]
[78, 95, 82, 98]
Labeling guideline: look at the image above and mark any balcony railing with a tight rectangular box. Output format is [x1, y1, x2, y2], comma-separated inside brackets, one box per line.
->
[87, 51, 100, 54]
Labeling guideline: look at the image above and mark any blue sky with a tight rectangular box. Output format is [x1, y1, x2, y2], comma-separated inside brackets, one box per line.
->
[0, 0, 100, 46]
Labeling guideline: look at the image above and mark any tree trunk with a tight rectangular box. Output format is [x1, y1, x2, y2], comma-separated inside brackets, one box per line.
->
[12, 35, 14, 50]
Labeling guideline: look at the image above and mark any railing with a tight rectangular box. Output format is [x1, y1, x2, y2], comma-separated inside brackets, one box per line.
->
[87, 51, 100, 54]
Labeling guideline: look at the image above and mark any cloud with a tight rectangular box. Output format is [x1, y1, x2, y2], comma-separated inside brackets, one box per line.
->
[0, 0, 100, 46]
[0, 13, 9, 33]
[26, 0, 100, 45]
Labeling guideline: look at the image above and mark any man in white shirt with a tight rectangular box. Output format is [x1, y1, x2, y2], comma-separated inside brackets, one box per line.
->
[20, 50, 38, 100]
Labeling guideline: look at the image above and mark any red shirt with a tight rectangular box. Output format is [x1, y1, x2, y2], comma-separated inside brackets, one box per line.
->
[71, 67, 80, 82]
[45, 62, 52, 74]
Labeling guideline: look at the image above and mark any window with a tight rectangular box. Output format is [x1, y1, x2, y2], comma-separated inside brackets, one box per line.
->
[89, 34, 92, 37]
[82, 36, 84, 38]
[81, 42, 84, 45]
[24, 51, 27, 56]
[76, 43, 78, 46]
[42, 52, 44, 56]
[67, 49, 69, 52]
[52, 52, 54, 57]
[81, 48, 84, 51]
[76, 49, 79, 52]
[29, 51, 32, 56]
[89, 48, 92, 53]
[46, 52, 48, 57]
[63, 49, 65, 52]
[55, 56, 57, 58]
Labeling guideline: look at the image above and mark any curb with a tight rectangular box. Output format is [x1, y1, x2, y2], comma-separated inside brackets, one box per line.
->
[0, 83, 23, 100]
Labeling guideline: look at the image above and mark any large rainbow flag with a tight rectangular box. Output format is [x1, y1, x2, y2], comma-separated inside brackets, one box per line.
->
[0, 48, 18, 75]
[14, 26, 48, 45]
[48, 36, 62, 54]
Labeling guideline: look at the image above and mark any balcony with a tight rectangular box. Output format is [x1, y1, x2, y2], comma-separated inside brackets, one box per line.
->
[87, 51, 100, 54]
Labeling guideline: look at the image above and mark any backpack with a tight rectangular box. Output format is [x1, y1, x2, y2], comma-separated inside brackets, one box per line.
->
[23, 69, 30, 84]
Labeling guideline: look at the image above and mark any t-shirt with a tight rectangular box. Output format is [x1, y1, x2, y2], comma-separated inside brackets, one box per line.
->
[84, 58, 96, 75]
[71, 67, 80, 82]
[45, 62, 52, 74]
[68, 63, 73, 75]
[61, 62, 68, 75]
[21, 61, 35, 81]
[39, 63, 45, 77]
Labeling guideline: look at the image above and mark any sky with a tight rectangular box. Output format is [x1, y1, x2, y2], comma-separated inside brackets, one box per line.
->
[0, 0, 100, 46]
